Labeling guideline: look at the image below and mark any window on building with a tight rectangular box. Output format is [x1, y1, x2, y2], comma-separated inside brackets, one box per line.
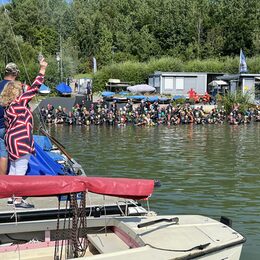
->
[154, 76, 160, 88]
[176, 77, 184, 90]
[148, 77, 154, 86]
[255, 80, 260, 100]
[165, 77, 174, 90]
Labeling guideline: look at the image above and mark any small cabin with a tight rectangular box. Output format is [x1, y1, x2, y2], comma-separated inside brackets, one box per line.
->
[217, 73, 260, 103]
[148, 71, 224, 98]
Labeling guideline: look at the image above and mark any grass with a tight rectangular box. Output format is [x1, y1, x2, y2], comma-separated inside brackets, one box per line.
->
[73, 73, 93, 79]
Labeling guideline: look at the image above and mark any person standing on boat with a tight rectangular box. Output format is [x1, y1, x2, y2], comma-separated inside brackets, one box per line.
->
[0, 58, 48, 208]
[0, 63, 20, 175]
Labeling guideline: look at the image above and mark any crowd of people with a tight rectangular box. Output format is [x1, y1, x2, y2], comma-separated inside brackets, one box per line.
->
[40, 99, 260, 127]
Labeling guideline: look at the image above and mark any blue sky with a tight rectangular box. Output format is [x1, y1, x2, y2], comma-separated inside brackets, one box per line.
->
[0, 0, 10, 5]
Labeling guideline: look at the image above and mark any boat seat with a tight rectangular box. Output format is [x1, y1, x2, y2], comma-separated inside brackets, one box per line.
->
[88, 231, 129, 253]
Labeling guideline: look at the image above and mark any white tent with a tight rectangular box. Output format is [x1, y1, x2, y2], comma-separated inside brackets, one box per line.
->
[208, 80, 228, 86]
[127, 84, 155, 93]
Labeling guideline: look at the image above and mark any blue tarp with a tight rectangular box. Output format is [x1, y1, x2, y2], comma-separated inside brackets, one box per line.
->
[102, 91, 115, 97]
[158, 97, 170, 102]
[33, 135, 52, 151]
[172, 95, 185, 100]
[118, 91, 129, 96]
[56, 82, 72, 94]
[146, 96, 159, 102]
[26, 137, 64, 176]
[33, 135, 64, 162]
[128, 95, 146, 101]
[46, 151, 65, 162]
[39, 84, 50, 94]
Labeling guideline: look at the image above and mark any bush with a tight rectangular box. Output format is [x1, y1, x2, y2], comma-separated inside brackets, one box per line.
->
[184, 58, 227, 72]
[172, 98, 186, 105]
[147, 56, 184, 72]
[93, 61, 149, 92]
[92, 57, 184, 92]
[220, 91, 251, 114]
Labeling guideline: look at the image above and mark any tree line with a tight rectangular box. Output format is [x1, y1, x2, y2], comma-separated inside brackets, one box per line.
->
[0, 0, 260, 90]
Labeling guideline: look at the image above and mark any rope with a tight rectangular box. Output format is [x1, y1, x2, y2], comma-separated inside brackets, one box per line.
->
[146, 198, 150, 212]
[68, 192, 88, 258]
[103, 195, 108, 236]
[144, 242, 211, 252]
[54, 196, 61, 260]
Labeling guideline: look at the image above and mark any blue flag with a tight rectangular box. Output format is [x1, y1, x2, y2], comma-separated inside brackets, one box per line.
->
[239, 49, 248, 73]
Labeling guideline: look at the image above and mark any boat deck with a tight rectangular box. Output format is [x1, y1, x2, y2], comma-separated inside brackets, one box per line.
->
[0, 193, 135, 213]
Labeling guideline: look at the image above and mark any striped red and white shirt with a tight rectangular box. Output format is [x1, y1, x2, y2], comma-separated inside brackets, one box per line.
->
[4, 74, 45, 161]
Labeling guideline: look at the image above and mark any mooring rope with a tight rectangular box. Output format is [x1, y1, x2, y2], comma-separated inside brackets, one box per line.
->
[68, 192, 88, 258]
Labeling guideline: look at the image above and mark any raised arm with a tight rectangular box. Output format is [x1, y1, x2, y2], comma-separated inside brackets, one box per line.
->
[31, 58, 48, 88]
[18, 59, 48, 106]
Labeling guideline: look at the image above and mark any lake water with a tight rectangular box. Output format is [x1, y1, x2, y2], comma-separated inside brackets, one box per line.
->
[49, 123, 260, 259]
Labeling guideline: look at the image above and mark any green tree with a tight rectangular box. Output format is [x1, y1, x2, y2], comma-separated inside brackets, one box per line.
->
[96, 24, 113, 66]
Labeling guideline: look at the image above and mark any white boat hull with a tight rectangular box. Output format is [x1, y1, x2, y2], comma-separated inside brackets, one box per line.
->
[0, 214, 245, 260]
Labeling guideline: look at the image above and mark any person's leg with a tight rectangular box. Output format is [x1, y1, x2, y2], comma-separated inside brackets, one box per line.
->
[0, 157, 8, 175]
[10, 154, 30, 176]
[6, 161, 16, 204]
[8, 155, 34, 208]
[0, 128, 8, 175]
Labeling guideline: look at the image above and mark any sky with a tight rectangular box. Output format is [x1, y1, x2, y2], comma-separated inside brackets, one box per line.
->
[0, 0, 10, 5]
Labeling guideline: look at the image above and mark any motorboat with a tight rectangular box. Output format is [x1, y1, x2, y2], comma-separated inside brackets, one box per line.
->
[0, 176, 245, 260]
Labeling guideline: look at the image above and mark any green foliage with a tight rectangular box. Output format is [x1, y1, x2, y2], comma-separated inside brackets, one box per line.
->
[246, 56, 260, 73]
[172, 98, 186, 105]
[1, 0, 260, 83]
[41, 56, 60, 92]
[220, 91, 251, 114]
[147, 57, 184, 73]
[184, 59, 224, 72]
[74, 73, 92, 79]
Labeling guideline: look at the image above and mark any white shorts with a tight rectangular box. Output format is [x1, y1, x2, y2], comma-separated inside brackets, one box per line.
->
[9, 154, 31, 176]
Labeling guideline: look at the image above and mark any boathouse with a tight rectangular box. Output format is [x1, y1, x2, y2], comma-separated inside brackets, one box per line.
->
[148, 71, 223, 98]
[217, 73, 260, 102]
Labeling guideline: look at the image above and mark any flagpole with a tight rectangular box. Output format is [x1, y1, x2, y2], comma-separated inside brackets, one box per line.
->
[239, 49, 241, 73]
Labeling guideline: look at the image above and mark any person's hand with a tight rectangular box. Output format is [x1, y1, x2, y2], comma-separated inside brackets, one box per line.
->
[39, 58, 48, 75]
[39, 58, 48, 69]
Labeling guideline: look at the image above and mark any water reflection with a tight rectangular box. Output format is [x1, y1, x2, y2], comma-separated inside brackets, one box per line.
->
[49, 123, 260, 259]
